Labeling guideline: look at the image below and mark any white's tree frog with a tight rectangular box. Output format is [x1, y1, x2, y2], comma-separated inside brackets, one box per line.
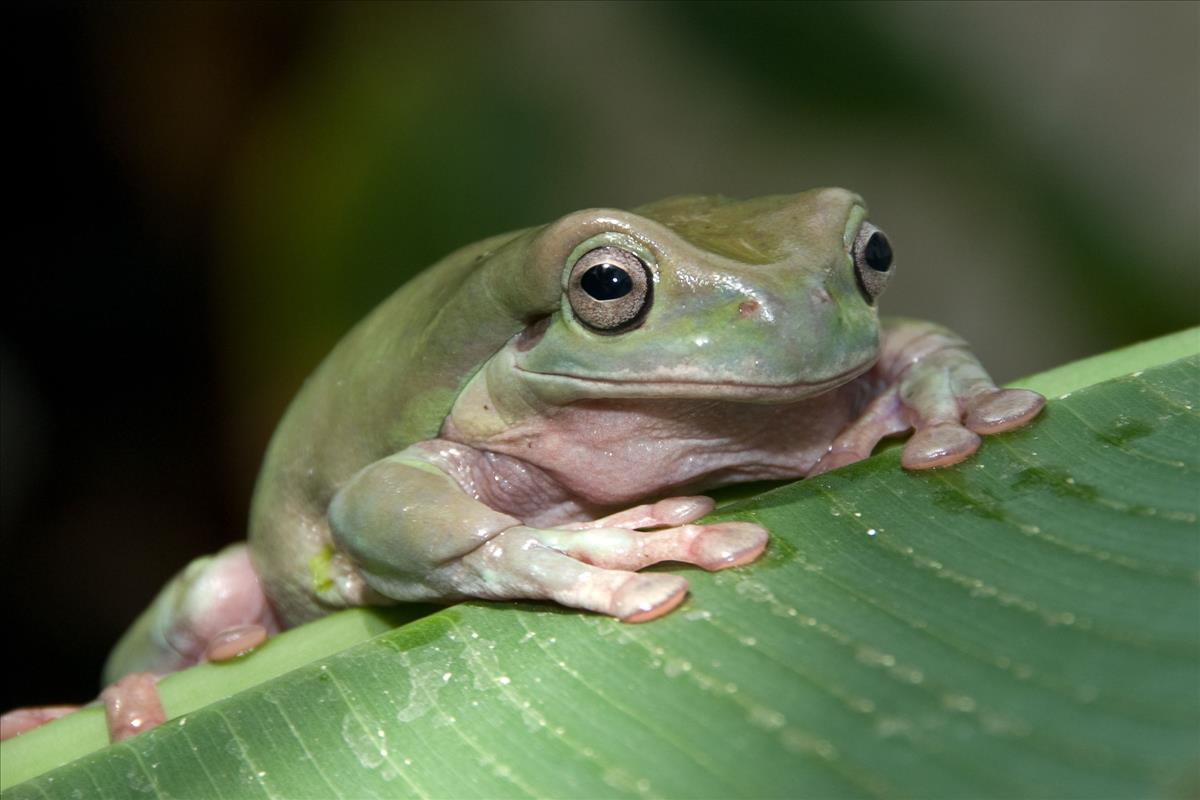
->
[1, 190, 1043, 741]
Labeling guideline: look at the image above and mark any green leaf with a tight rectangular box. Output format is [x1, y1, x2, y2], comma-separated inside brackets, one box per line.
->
[4, 331, 1198, 799]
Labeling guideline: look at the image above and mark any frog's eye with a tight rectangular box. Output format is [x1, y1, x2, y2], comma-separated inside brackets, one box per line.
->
[567, 246, 652, 333]
[852, 222, 893, 304]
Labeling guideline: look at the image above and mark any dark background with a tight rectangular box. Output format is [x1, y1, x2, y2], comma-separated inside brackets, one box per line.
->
[4, 2, 1197, 711]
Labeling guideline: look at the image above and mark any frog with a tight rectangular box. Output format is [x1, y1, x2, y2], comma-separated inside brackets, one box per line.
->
[0, 189, 1044, 741]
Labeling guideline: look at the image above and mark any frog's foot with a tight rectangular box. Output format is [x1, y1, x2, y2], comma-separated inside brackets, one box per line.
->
[897, 379, 1043, 472]
[1, 677, 169, 744]
[0, 628, 270, 744]
[450, 497, 767, 622]
[811, 333, 1044, 475]
[85, 543, 282, 742]
[94, 624, 270, 744]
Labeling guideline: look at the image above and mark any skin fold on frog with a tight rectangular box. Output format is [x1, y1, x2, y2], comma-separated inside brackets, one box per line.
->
[1, 189, 1044, 742]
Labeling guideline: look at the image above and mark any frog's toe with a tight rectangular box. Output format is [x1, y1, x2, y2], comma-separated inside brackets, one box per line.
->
[693, 522, 769, 570]
[652, 496, 716, 527]
[564, 495, 714, 531]
[1, 706, 79, 740]
[901, 423, 981, 470]
[613, 574, 689, 623]
[204, 624, 270, 662]
[101, 672, 166, 742]
[964, 388, 1045, 434]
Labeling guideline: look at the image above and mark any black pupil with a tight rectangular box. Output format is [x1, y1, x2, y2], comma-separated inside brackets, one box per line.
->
[864, 232, 893, 272]
[580, 264, 633, 300]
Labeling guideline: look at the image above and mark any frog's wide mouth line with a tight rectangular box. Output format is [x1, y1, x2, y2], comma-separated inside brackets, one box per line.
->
[515, 361, 874, 401]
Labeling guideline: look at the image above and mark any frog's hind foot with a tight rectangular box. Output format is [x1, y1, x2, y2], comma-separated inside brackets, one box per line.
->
[3, 544, 281, 743]
[104, 543, 280, 683]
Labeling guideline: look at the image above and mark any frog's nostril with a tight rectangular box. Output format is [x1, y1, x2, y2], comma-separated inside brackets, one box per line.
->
[738, 300, 760, 317]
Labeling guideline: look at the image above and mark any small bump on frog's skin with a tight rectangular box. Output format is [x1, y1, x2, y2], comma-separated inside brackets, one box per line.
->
[204, 624, 270, 662]
[101, 673, 164, 743]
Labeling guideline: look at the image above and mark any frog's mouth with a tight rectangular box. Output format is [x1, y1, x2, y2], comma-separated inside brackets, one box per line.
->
[515, 359, 875, 403]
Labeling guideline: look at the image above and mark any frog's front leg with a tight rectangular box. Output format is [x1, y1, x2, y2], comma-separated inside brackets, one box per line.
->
[812, 318, 1045, 475]
[329, 447, 767, 622]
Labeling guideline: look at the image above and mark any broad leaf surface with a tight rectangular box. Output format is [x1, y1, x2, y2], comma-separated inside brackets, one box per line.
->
[4, 349, 1198, 799]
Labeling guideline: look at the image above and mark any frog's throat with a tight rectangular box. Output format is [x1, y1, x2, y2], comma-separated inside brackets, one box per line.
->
[514, 359, 875, 403]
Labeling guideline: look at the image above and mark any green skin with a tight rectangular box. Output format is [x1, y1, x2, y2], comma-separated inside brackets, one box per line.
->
[97, 189, 1043, 705]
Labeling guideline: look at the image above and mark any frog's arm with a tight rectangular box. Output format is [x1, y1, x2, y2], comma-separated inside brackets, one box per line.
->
[328, 442, 767, 622]
[811, 318, 1045, 474]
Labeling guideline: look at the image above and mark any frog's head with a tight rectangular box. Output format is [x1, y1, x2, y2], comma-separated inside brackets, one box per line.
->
[511, 189, 891, 403]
